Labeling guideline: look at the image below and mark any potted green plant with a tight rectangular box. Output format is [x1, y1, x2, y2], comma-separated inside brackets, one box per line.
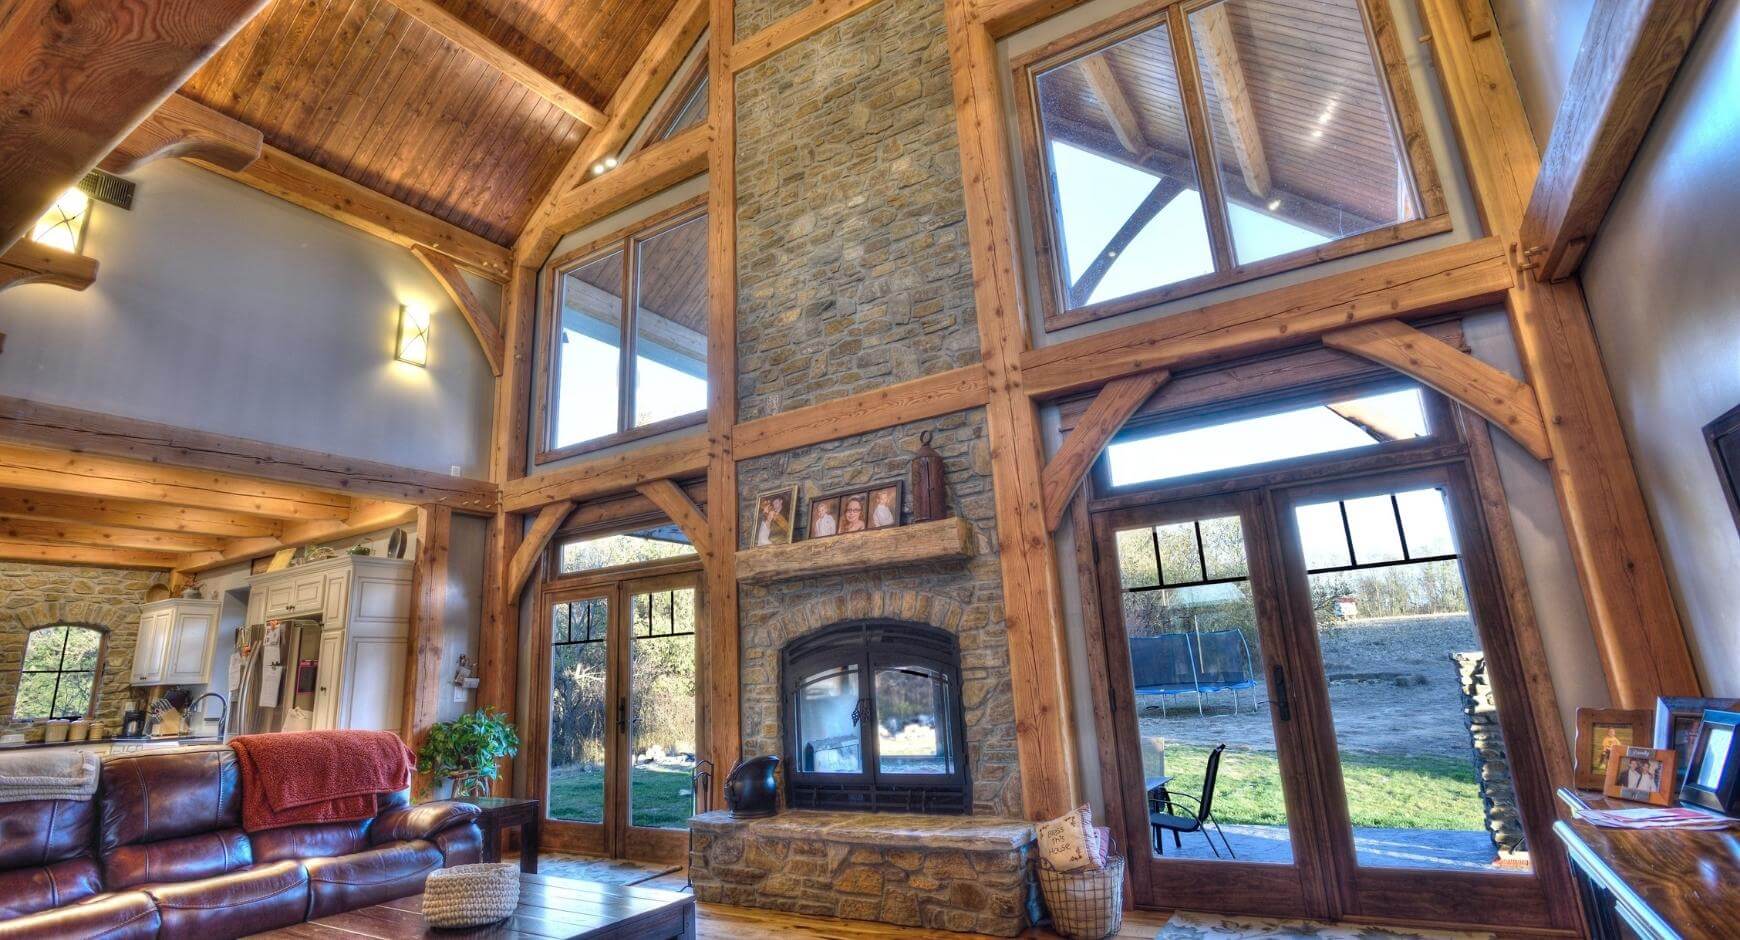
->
[416, 707, 519, 800]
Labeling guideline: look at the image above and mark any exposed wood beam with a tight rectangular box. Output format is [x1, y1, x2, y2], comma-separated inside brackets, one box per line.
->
[1022, 236, 1513, 398]
[514, 0, 709, 265]
[506, 501, 573, 599]
[99, 93, 260, 176]
[382, 0, 606, 127]
[970, 0, 1086, 39]
[946, 0, 1082, 820]
[0, 395, 497, 512]
[176, 501, 417, 574]
[1080, 54, 1146, 157]
[404, 503, 451, 745]
[0, 540, 184, 571]
[501, 433, 708, 512]
[0, 0, 271, 252]
[0, 242, 98, 294]
[1322, 321, 1551, 461]
[1194, 3, 1270, 198]
[1040, 370, 1171, 532]
[192, 143, 511, 280]
[733, 366, 991, 460]
[1521, 0, 1715, 281]
[1068, 177, 1182, 308]
[411, 246, 504, 375]
[731, 0, 891, 73]
[0, 515, 226, 554]
[0, 442, 351, 522]
[0, 490, 280, 539]
[523, 125, 712, 266]
[634, 480, 711, 555]
[477, 511, 519, 796]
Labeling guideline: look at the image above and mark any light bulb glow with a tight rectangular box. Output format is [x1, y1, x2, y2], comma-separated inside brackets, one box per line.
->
[30, 189, 91, 252]
[396, 304, 431, 367]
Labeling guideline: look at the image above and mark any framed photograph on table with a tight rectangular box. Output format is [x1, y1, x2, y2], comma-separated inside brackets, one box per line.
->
[1654, 696, 1740, 785]
[1603, 746, 1677, 806]
[1680, 709, 1740, 816]
[1575, 707, 1651, 790]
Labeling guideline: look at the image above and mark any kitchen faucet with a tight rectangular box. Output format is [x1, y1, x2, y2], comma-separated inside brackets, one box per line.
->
[185, 691, 228, 740]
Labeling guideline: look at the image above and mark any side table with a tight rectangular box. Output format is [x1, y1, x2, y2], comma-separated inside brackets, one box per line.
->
[468, 795, 542, 873]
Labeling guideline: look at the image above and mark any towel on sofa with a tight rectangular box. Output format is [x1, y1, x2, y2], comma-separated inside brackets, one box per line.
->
[230, 730, 414, 832]
[0, 747, 100, 803]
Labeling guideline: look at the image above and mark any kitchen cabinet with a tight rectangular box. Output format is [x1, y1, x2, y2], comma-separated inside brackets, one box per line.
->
[132, 599, 221, 686]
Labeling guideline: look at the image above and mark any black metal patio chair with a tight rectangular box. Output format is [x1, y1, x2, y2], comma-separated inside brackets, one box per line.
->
[1150, 743, 1236, 859]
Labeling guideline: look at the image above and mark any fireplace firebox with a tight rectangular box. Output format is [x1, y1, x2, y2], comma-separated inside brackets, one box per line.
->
[780, 619, 971, 813]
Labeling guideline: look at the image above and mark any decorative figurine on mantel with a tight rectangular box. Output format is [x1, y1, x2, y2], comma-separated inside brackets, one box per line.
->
[910, 430, 950, 522]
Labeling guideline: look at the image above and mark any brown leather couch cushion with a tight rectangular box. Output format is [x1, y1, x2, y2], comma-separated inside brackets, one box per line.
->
[303, 839, 443, 919]
[0, 796, 103, 917]
[0, 891, 159, 940]
[99, 749, 241, 851]
[102, 828, 253, 891]
[0, 857, 104, 919]
[367, 799, 481, 846]
[142, 859, 308, 939]
[432, 821, 483, 866]
[249, 818, 372, 864]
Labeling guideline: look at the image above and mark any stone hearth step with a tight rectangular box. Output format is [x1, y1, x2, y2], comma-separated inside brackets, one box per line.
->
[689, 810, 1039, 937]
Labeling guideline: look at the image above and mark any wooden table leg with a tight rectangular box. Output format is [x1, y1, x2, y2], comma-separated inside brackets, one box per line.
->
[520, 816, 539, 873]
[481, 817, 501, 864]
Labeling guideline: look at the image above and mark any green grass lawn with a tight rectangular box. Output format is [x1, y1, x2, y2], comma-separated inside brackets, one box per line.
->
[548, 766, 694, 829]
[1162, 744, 1485, 830]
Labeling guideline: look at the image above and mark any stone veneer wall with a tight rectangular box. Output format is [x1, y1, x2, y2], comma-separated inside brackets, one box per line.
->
[0, 563, 165, 739]
[733, 0, 979, 421]
[1454, 652, 1527, 862]
[736, 410, 1021, 817]
[735, 0, 813, 40]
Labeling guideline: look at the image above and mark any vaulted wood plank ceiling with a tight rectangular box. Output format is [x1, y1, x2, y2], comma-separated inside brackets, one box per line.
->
[179, 0, 681, 247]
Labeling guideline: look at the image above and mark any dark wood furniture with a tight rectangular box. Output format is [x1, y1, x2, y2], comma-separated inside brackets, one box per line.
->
[471, 796, 542, 874]
[1554, 788, 1740, 939]
[263, 872, 696, 939]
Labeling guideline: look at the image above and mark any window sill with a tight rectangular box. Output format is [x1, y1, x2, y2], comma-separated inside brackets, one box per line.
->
[534, 411, 707, 466]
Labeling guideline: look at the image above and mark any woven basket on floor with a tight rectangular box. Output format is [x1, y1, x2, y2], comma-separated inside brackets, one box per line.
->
[422, 862, 519, 928]
[1036, 854, 1125, 940]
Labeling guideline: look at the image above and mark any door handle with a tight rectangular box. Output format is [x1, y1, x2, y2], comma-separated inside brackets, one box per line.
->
[1271, 665, 1291, 722]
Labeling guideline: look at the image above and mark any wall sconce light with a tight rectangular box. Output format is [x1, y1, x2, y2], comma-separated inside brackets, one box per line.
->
[31, 188, 91, 253]
[396, 304, 431, 367]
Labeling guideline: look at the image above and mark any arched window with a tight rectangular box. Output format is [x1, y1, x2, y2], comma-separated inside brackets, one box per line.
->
[13, 625, 105, 720]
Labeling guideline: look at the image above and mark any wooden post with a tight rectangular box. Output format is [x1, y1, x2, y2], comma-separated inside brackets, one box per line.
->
[1416, 0, 1700, 706]
[404, 504, 451, 752]
[944, 0, 1081, 820]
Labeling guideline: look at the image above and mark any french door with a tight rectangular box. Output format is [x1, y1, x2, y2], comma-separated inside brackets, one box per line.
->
[1092, 464, 1572, 930]
[534, 570, 700, 863]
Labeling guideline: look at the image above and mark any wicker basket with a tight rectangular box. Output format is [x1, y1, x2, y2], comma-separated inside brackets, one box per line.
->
[422, 863, 520, 928]
[1035, 854, 1125, 940]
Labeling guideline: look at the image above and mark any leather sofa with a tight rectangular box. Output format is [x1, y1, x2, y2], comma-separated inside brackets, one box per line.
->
[0, 747, 481, 939]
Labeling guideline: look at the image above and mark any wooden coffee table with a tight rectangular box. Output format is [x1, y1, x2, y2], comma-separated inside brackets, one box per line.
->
[260, 872, 695, 939]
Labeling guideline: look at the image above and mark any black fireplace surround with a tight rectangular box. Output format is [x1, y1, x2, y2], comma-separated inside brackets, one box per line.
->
[780, 619, 971, 814]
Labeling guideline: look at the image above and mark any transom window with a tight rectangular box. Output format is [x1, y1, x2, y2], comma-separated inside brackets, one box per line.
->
[13, 625, 104, 721]
[540, 201, 709, 461]
[1014, 0, 1444, 329]
[556, 524, 697, 576]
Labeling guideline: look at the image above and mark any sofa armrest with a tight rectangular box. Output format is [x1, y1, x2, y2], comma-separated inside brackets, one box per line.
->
[369, 801, 481, 847]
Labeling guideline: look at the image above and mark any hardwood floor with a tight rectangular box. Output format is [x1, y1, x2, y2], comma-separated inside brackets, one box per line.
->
[635, 870, 1174, 940]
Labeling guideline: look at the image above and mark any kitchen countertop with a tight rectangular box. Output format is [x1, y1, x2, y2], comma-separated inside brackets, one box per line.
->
[0, 735, 223, 751]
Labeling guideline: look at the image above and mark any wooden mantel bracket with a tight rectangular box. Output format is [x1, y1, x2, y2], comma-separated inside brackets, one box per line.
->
[1039, 369, 1171, 532]
[0, 242, 98, 294]
[411, 246, 505, 375]
[635, 480, 711, 557]
[1322, 320, 1553, 462]
[505, 500, 574, 599]
[100, 94, 262, 176]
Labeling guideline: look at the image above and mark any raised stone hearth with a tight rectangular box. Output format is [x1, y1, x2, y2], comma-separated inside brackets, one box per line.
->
[689, 810, 1040, 936]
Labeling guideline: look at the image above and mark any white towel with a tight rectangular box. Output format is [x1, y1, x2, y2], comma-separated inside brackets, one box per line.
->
[0, 747, 101, 803]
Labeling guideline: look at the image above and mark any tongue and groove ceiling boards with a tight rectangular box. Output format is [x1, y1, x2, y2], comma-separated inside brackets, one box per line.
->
[178, 0, 682, 250]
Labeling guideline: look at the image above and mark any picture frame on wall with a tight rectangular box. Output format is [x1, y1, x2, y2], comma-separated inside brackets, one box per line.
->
[752, 486, 799, 547]
[1654, 696, 1740, 785]
[1602, 745, 1677, 807]
[1702, 402, 1740, 534]
[1680, 709, 1740, 816]
[1575, 707, 1652, 790]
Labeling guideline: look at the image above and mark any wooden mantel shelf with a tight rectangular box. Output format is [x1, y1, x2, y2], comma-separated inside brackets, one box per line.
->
[735, 516, 977, 585]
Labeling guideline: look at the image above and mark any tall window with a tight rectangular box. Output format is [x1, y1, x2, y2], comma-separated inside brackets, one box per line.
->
[13, 625, 104, 720]
[1014, 0, 1445, 329]
[540, 200, 709, 460]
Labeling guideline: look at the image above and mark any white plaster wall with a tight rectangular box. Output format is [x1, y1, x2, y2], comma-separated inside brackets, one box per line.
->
[0, 160, 496, 476]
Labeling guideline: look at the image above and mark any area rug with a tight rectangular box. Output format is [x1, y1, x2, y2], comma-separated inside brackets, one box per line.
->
[521, 852, 680, 886]
[1157, 911, 1494, 940]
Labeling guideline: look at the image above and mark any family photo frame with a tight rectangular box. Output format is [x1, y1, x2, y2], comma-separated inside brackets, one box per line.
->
[1679, 709, 1740, 816]
[752, 485, 800, 547]
[1654, 696, 1740, 785]
[1602, 745, 1677, 807]
[805, 481, 903, 540]
[1574, 707, 1651, 791]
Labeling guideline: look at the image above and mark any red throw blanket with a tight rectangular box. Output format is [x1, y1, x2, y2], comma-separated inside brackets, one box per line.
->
[229, 730, 414, 832]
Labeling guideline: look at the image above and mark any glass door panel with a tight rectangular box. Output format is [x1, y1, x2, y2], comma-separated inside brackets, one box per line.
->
[874, 666, 956, 776]
[795, 666, 863, 773]
[628, 586, 699, 830]
[548, 595, 611, 826]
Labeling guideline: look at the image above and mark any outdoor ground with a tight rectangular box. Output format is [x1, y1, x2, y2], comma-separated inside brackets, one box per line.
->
[1136, 614, 1515, 870]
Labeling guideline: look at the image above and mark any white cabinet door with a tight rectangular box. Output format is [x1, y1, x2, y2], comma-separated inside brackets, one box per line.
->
[340, 636, 406, 731]
[161, 609, 216, 684]
[131, 610, 169, 685]
[263, 581, 296, 619]
[246, 588, 265, 626]
[311, 631, 345, 730]
[291, 573, 324, 614]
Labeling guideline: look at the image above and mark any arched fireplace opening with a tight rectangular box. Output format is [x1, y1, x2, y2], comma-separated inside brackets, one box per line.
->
[780, 619, 971, 814]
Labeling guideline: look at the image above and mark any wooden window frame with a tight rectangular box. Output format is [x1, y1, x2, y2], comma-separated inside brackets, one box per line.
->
[11, 624, 108, 722]
[535, 195, 710, 465]
[1011, 0, 1451, 332]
